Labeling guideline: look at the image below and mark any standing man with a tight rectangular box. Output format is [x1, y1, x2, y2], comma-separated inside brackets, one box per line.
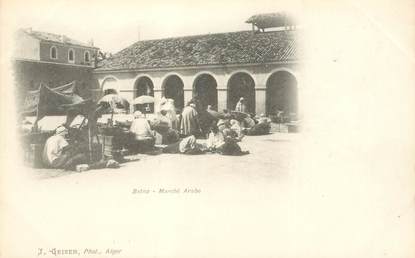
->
[180, 100, 201, 137]
[235, 97, 247, 113]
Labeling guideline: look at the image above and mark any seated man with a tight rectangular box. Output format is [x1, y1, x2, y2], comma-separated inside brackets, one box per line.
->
[156, 110, 180, 144]
[258, 113, 271, 124]
[129, 111, 156, 152]
[230, 119, 245, 141]
[43, 126, 119, 171]
[206, 125, 225, 152]
[159, 98, 179, 130]
[244, 114, 271, 136]
[217, 114, 232, 132]
[243, 114, 256, 128]
[42, 126, 87, 169]
[162, 135, 206, 155]
[159, 109, 173, 129]
[220, 128, 249, 156]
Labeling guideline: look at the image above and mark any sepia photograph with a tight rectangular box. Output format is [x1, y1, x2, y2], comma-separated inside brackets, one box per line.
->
[15, 9, 301, 176]
[1, 0, 414, 257]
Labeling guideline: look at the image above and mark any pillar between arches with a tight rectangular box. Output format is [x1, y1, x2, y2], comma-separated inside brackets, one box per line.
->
[255, 85, 266, 115]
[183, 89, 193, 106]
[217, 87, 227, 112]
[153, 89, 163, 113]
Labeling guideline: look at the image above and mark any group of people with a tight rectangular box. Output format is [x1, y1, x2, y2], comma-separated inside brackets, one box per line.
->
[128, 98, 205, 154]
[41, 96, 273, 171]
[128, 97, 272, 156]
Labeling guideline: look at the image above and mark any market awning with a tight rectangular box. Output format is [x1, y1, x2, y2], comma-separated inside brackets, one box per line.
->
[22, 81, 79, 115]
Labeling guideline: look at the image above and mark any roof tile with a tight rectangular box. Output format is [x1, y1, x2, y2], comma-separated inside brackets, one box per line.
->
[96, 30, 299, 71]
[24, 29, 97, 49]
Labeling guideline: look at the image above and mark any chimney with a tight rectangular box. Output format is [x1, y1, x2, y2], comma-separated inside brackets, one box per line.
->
[88, 39, 94, 47]
[60, 35, 68, 43]
[26, 27, 33, 33]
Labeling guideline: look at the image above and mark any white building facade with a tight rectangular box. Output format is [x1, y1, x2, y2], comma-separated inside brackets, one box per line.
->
[93, 29, 301, 117]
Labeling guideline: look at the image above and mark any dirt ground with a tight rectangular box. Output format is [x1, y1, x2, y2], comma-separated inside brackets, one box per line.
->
[30, 123, 295, 180]
[6, 129, 306, 256]
[3, 126, 413, 258]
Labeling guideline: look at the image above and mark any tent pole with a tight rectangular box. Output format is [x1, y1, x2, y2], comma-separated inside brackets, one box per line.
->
[88, 125, 93, 163]
[79, 117, 87, 129]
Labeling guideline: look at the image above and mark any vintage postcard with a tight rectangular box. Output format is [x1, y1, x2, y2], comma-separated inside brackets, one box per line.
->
[0, 0, 414, 257]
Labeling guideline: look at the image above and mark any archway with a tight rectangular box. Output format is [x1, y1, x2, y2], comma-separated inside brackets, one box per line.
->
[266, 71, 298, 118]
[134, 76, 154, 113]
[101, 77, 118, 96]
[227, 72, 255, 113]
[193, 74, 218, 110]
[162, 75, 184, 111]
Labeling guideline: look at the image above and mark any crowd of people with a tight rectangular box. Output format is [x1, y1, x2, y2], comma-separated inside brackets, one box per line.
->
[40, 96, 273, 171]
[127, 97, 272, 155]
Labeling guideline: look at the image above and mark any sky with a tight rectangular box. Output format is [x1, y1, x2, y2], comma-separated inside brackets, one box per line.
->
[3, 0, 303, 53]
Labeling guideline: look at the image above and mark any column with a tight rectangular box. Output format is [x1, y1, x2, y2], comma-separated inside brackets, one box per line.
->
[255, 85, 266, 115]
[217, 86, 227, 112]
[296, 76, 303, 120]
[183, 89, 193, 105]
[153, 89, 163, 113]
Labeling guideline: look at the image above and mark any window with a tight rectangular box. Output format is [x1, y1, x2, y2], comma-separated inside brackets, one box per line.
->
[68, 49, 75, 63]
[50, 46, 57, 59]
[84, 51, 90, 62]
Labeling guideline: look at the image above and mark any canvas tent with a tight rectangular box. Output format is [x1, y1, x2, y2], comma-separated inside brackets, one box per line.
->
[22, 81, 81, 116]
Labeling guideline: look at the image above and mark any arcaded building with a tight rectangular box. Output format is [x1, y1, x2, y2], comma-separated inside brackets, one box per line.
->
[93, 17, 301, 117]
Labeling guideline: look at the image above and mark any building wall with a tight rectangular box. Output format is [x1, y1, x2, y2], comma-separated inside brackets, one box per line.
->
[39, 42, 97, 67]
[92, 62, 301, 115]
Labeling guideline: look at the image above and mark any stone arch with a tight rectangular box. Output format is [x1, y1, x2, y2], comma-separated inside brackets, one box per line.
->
[101, 76, 119, 95]
[266, 70, 298, 119]
[227, 72, 256, 113]
[162, 74, 184, 111]
[228, 69, 258, 86]
[193, 73, 218, 110]
[134, 76, 155, 113]
[265, 68, 299, 85]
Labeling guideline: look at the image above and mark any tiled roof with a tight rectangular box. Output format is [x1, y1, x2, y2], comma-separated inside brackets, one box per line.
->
[96, 30, 299, 71]
[24, 29, 97, 49]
